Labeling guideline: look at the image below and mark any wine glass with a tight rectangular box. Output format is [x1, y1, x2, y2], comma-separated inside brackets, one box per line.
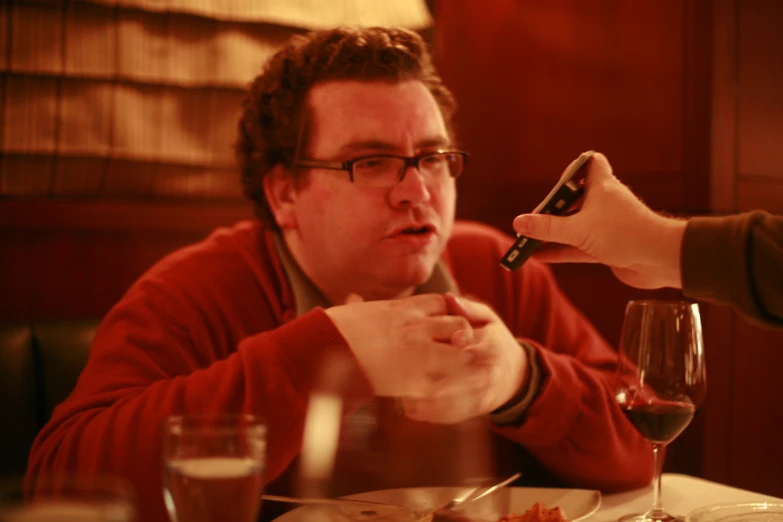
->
[162, 414, 266, 522]
[615, 300, 707, 522]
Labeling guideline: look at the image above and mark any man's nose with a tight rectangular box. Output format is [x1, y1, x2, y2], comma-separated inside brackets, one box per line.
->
[389, 165, 431, 207]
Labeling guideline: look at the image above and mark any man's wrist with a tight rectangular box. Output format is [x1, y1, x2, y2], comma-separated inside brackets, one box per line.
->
[488, 341, 542, 425]
[655, 216, 687, 289]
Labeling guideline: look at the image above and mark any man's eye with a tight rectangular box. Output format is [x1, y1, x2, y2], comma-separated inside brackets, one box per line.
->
[421, 154, 447, 166]
[355, 157, 391, 170]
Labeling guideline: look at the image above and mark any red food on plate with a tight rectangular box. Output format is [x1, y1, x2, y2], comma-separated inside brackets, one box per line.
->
[427, 502, 568, 522]
[498, 502, 568, 522]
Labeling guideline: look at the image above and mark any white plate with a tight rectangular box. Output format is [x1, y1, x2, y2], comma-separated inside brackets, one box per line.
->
[272, 486, 602, 522]
[686, 503, 783, 522]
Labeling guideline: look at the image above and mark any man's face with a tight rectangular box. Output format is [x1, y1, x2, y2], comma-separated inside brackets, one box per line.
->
[275, 79, 457, 302]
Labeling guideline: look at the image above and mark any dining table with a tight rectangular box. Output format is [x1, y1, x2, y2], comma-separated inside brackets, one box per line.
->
[591, 473, 783, 522]
[270, 472, 783, 522]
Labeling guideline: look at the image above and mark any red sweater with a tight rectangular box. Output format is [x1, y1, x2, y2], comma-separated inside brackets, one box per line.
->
[27, 220, 652, 522]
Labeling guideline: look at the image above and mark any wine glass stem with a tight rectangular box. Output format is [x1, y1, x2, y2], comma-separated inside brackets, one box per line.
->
[651, 444, 665, 515]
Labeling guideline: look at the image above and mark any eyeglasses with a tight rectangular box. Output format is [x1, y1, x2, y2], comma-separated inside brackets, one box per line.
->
[293, 150, 469, 188]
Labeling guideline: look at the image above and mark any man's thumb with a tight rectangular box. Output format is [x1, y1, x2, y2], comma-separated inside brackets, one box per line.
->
[513, 213, 572, 245]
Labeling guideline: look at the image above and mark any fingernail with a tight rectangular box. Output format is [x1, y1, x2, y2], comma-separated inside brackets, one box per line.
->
[514, 215, 531, 233]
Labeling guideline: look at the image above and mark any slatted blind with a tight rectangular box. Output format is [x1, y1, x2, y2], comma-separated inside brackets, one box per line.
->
[0, 0, 432, 200]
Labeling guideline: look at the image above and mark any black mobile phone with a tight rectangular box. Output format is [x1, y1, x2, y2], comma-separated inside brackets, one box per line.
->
[499, 150, 596, 271]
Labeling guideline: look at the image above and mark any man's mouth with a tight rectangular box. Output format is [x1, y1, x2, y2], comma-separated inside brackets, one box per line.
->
[399, 225, 433, 235]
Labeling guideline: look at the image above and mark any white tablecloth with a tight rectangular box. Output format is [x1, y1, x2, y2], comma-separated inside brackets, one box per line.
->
[591, 473, 783, 522]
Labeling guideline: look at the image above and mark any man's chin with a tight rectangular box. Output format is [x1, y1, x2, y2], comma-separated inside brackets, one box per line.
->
[384, 261, 436, 289]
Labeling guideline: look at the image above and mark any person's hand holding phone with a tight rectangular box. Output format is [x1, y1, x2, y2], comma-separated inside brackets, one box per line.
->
[510, 152, 687, 290]
[500, 150, 594, 271]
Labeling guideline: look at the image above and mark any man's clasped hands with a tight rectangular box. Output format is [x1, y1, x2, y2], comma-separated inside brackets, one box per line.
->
[324, 293, 530, 425]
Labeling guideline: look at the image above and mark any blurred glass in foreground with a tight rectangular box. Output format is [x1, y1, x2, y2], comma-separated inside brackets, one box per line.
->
[0, 474, 135, 522]
[295, 349, 504, 514]
[162, 414, 266, 522]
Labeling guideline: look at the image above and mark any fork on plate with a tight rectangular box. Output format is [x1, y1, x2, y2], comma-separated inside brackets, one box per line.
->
[418, 472, 522, 520]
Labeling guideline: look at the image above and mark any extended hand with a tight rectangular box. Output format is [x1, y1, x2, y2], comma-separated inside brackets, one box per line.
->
[401, 294, 528, 424]
[512, 152, 687, 290]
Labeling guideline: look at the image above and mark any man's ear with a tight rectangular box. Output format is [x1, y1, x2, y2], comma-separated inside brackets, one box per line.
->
[263, 164, 298, 230]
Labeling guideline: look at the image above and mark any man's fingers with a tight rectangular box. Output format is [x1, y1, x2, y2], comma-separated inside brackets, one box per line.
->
[443, 293, 494, 324]
[405, 293, 452, 316]
[444, 291, 469, 317]
[451, 328, 473, 348]
[425, 315, 472, 341]
[419, 341, 473, 376]
[402, 371, 489, 423]
[530, 244, 600, 264]
[584, 152, 615, 188]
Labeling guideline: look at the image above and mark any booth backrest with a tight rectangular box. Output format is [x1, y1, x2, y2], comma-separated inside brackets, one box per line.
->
[0, 320, 98, 477]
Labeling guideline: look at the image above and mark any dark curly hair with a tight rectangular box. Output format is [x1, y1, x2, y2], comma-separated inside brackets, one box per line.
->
[235, 26, 458, 228]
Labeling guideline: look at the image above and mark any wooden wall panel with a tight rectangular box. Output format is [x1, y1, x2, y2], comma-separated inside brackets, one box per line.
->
[737, 0, 783, 179]
[703, 0, 783, 497]
[0, 200, 253, 322]
[737, 179, 783, 213]
[436, 0, 690, 232]
[728, 322, 783, 497]
[700, 305, 735, 484]
[722, 0, 783, 499]
[0, 199, 252, 234]
[734, 1, 783, 213]
[0, 231, 193, 321]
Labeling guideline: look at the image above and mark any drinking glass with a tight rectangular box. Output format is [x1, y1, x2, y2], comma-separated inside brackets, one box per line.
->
[0, 474, 135, 522]
[162, 414, 266, 522]
[615, 300, 707, 522]
[294, 350, 508, 520]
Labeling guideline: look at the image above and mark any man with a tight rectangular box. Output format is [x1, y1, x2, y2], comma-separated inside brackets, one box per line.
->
[513, 153, 783, 326]
[28, 27, 652, 522]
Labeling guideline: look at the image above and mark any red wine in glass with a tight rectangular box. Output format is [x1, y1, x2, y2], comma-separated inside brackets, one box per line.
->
[615, 300, 706, 522]
[621, 400, 695, 445]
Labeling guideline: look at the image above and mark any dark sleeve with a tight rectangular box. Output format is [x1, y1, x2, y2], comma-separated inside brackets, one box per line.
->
[681, 211, 783, 327]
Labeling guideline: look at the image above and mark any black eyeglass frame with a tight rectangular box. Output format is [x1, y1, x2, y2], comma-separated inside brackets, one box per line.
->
[293, 150, 470, 183]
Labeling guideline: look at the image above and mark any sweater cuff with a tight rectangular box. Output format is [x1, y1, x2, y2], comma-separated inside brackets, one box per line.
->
[488, 341, 542, 426]
[491, 347, 583, 446]
[682, 215, 746, 303]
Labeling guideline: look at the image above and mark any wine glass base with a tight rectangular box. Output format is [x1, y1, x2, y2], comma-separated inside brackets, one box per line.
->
[619, 511, 684, 522]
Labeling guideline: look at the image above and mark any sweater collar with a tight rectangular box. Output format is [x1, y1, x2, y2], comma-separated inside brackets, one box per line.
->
[272, 233, 460, 317]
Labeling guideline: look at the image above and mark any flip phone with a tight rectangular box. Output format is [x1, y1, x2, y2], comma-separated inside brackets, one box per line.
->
[499, 150, 596, 271]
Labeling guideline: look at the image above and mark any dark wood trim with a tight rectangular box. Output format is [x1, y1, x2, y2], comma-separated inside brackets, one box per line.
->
[0, 199, 253, 233]
[701, 305, 735, 484]
[710, 0, 738, 213]
[682, 0, 715, 214]
[702, 0, 738, 485]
